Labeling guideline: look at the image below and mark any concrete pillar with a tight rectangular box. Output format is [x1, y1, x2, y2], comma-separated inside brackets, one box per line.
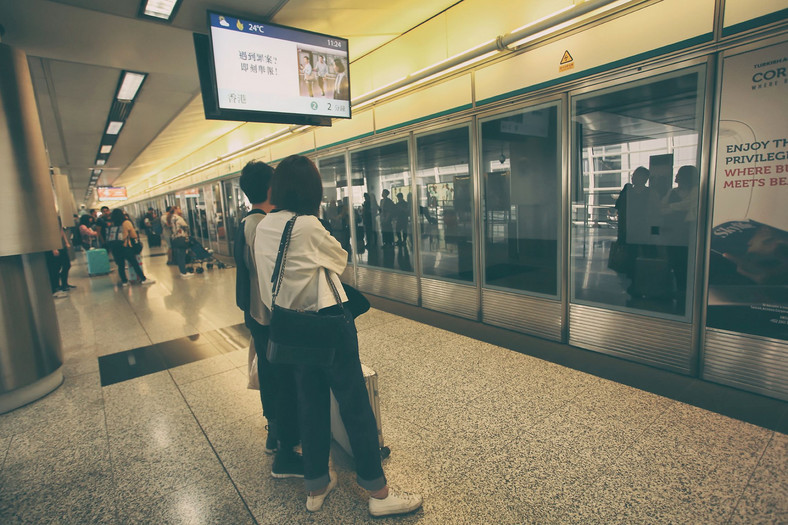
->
[0, 42, 65, 414]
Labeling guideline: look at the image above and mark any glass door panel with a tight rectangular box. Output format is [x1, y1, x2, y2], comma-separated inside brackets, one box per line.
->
[480, 103, 562, 297]
[570, 68, 705, 319]
[318, 154, 353, 260]
[415, 126, 474, 282]
[350, 141, 414, 272]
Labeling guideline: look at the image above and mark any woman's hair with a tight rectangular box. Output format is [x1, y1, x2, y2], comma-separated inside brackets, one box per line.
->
[270, 155, 323, 216]
[334, 58, 345, 73]
[110, 208, 126, 226]
[79, 215, 92, 227]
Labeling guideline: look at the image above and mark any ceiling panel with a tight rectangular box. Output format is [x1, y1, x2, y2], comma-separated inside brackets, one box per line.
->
[0, 0, 465, 204]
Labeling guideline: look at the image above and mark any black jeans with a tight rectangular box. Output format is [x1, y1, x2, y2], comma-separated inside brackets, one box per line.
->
[245, 313, 299, 449]
[172, 238, 188, 274]
[294, 308, 386, 491]
[45, 249, 71, 292]
[110, 245, 146, 283]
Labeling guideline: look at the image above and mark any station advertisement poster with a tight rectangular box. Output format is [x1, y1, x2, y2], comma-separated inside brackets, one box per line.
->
[707, 40, 788, 340]
[96, 186, 127, 201]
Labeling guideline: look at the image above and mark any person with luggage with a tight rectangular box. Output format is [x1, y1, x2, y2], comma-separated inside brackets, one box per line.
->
[109, 208, 154, 287]
[233, 160, 302, 477]
[168, 206, 192, 278]
[254, 155, 423, 517]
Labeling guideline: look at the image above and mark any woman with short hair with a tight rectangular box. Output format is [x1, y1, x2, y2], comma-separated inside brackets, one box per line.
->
[254, 155, 423, 517]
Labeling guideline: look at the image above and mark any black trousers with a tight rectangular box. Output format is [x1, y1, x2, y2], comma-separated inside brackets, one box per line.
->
[294, 308, 386, 492]
[45, 249, 71, 292]
[245, 313, 299, 449]
[110, 245, 146, 283]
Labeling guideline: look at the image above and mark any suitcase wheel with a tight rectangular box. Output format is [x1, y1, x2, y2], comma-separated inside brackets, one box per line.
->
[206, 263, 213, 269]
[380, 446, 391, 460]
[196, 266, 204, 274]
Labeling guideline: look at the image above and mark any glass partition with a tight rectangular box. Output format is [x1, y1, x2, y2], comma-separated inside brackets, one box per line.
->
[222, 178, 247, 257]
[570, 68, 705, 318]
[350, 141, 414, 272]
[480, 103, 561, 296]
[318, 154, 353, 260]
[415, 127, 474, 282]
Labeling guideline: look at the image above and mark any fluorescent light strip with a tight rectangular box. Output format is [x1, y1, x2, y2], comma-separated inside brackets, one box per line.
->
[142, 0, 178, 20]
[100, 145, 112, 154]
[106, 121, 124, 135]
[116, 72, 146, 102]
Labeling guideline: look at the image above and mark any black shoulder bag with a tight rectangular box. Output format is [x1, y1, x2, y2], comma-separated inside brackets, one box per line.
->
[266, 215, 350, 367]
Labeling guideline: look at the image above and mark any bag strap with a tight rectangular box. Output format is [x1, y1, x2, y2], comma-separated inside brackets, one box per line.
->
[270, 215, 344, 311]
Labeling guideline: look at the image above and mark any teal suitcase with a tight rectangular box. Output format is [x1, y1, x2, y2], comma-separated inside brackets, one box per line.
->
[86, 248, 110, 276]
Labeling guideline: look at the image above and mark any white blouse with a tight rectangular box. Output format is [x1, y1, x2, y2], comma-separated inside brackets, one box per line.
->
[254, 211, 348, 313]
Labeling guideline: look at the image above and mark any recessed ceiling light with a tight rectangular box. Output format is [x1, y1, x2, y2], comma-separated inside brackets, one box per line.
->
[100, 145, 112, 154]
[116, 71, 147, 102]
[106, 121, 124, 135]
[139, 0, 181, 22]
[96, 159, 106, 166]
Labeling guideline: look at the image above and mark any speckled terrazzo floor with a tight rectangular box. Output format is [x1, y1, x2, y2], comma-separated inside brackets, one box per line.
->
[0, 251, 786, 524]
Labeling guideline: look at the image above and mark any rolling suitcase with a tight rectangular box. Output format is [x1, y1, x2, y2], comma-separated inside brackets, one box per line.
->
[148, 232, 161, 247]
[127, 255, 143, 283]
[330, 364, 389, 458]
[86, 248, 110, 276]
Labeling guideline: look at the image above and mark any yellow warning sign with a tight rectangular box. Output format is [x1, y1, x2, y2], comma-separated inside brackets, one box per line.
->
[559, 50, 574, 72]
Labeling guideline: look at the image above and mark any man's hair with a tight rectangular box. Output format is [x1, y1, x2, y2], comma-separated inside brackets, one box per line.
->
[100, 206, 109, 212]
[240, 161, 274, 204]
[270, 155, 323, 216]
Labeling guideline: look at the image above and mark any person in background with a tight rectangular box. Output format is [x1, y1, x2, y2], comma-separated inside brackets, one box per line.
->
[78, 214, 98, 249]
[110, 208, 154, 287]
[333, 58, 349, 100]
[162, 206, 174, 264]
[315, 55, 328, 96]
[302, 55, 315, 97]
[46, 218, 74, 298]
[168, 205, 192, 278]
[379, 189, 395, 246]
[254, 155, 423, 517]
[234, 160, 302, 477]
[95, 206, 111, 247]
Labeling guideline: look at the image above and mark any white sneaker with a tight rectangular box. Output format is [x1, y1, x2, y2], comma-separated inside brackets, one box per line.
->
[306, 472, 337, 512]
[369, 488, 423, 517]
[52, 290, 68, 298]
[141, 279, 155, 285]
[120, 282, 130, 287]
[180, 273, 193, 279]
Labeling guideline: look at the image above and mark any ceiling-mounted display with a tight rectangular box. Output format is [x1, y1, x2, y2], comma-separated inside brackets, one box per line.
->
[195, 11, 351, 126]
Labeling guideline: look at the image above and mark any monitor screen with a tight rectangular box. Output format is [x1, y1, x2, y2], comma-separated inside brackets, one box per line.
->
[205, 11, 350, 124]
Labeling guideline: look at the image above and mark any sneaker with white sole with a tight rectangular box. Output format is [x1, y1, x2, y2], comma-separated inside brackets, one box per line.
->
[52, 290, 68, 298]
[180, 273, 193, 279]
[271, 450, 304, 479]
[306, 472, 337, 512]
[369, 488, 423, 517]
[141, 279, 155, 285]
